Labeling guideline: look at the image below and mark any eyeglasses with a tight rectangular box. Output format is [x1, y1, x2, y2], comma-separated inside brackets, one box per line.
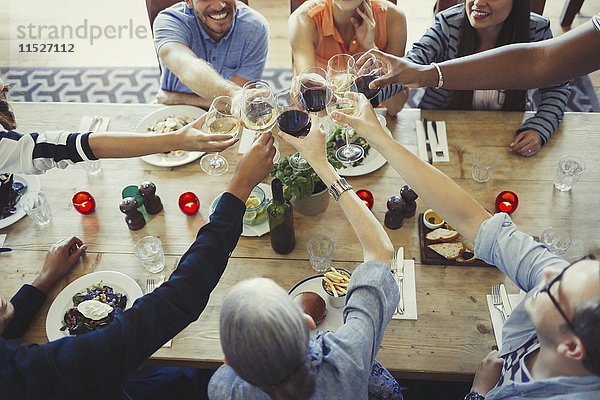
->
[540, 254, 596, 331]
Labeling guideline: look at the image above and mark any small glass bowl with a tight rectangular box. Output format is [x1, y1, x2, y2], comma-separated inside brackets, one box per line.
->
[321, 268, 351, 308]
[243, 186, 267, 225]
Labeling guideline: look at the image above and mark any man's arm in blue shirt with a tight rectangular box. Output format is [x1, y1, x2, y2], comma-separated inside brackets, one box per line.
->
[4, 193, 244, 397]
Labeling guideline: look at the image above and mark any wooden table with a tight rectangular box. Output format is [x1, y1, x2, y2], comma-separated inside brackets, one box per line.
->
[2, 103, 599, 381]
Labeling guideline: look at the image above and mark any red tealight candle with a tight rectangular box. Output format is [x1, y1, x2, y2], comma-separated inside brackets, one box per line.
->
[495, 191, 519, 214]
[356, 189, 374, 210]
[72, 191, 95, 215]
[178, 192, 199, 215]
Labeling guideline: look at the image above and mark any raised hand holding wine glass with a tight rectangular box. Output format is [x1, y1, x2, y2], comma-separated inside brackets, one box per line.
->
[276, 88, 312, 171]
[241, 80, 279, 162]
[353, 53, 384, 101]
[200, 96, 241, 176]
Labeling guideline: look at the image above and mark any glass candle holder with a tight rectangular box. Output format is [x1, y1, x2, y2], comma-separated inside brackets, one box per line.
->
[179, 192, 199, 215]
[356, 189, 374, 210]
[72, 191, 96, 215]
[495, 191, 518, 214]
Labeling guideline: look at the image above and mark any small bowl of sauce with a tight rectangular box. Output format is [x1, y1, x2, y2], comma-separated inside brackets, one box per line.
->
[423, 209, 444, 229]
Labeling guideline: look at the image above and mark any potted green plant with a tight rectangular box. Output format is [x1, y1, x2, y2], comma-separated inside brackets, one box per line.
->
[270, 153, 343, 215]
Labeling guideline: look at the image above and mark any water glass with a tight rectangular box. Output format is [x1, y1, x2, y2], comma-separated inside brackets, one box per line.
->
[307, 235, 334, 273]
[541, 227, 572, 255]
[21, 190, 53, 225]
[472, 147, 499, 183]
[81, 160, 103, 175]
[134, 236, 165, 273]
[554, 155, 585, 191]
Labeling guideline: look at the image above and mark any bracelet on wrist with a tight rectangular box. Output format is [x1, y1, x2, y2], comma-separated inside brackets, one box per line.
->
[431, 62, 444, 89]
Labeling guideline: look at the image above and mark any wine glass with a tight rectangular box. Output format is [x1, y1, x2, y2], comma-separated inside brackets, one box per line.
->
[200, 96, 241, 176]
[326, 82, 363, 164]
[241, 80, 279, 162]
[298, 67, 332, 116]
[276, 88, 312, 171]
[327, 54, 357, 95]
[354, 53, 384, 101]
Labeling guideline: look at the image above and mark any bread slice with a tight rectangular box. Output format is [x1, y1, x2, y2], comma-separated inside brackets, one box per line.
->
[428, 242, 466, 260]
[426, 228, 460, 243]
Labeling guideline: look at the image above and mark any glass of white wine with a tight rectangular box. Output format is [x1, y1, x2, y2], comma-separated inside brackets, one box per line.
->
[326, 82, 363, 164]
[242, 80, 279, 162]
[200, 96, 241, 176]
[327, 54, 357, 96]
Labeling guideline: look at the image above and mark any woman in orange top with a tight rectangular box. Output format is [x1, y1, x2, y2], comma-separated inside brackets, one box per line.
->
[289, 0, 409, 116]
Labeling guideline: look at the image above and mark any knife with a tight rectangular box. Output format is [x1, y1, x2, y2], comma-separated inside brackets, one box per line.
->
[422, 119, 433, 164]
[396, 247, 405, 314]
[431, 121, 444, 157]
[499, 283, 513, 318]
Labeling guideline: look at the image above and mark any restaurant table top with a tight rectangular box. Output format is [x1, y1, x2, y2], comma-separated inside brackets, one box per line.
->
[2, 102, 599, 381]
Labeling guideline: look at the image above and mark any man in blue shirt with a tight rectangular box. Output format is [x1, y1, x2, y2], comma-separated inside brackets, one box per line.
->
[328, 96, 600, 399]
[0, 132, 276, 399]
[154, 0, 269, 108]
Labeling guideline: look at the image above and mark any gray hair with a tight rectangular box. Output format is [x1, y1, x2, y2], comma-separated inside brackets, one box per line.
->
[220, 278, 311, 388]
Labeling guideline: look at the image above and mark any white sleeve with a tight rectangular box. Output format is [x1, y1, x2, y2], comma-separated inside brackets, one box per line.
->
[0, 131, 40, 175]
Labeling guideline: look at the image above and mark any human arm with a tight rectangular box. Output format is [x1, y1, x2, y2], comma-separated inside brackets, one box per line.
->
[2, 134, 275, 397]
[510, 20, 571, 156]
[470, 350, 504, 397]
[368, 19, 600, 91]
[289, 5, 318, 75]
[277, 116, 393, 264]
[158, 42, 241, 107]
[2, 237, 86, 339]
[331, 95, 490, 243]
[0, 115, 237, 174]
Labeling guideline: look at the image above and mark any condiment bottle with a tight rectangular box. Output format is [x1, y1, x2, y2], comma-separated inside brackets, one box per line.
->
[267, 179, 296, 254]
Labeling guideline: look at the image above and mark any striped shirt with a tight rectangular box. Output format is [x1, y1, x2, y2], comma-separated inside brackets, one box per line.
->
[0, 125, 96, 174]
[405, 4, 571, 144]
[593, 14, 600, 34]
[496, 337, 539, 387]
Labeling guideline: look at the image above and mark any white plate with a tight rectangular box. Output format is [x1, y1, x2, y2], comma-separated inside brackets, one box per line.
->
[336, 115, 391, 177]
[288, 274, 343, 335]
[209, 182, 271, 237]
[135, 105, 206, 167]
[0, 174, 41, 230]
[46, 271, 143, 341]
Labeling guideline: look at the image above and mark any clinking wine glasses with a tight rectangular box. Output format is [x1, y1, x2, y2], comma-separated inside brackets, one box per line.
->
[242, 80, 279, 162]
[327, 77, 363, 164]
[298, 67, 332, 116]
[327, 54, 357, 96]
[200, 96, 241, 176]
[354, 53, 384, 101]
[276, 88, 312, 171]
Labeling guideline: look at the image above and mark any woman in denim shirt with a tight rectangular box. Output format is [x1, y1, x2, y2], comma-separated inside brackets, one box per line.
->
[331, 95, 600, 399]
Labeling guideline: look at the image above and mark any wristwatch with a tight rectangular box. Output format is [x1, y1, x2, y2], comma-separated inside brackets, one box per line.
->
[328, 178, 352, 201]
[464, 392, 485, 400]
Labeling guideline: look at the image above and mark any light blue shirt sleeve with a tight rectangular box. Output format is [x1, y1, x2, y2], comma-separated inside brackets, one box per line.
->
[475, 213, 569, 292]
[153, 7, 193, 54]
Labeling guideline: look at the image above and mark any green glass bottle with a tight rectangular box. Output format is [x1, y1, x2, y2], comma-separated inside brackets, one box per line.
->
[267, 179, 296, 254]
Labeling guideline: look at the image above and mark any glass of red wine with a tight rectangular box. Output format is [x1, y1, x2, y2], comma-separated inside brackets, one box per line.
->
[276, 88, 312, 171]
[354, 53, 384, 101]
[298, 67, 332, 115]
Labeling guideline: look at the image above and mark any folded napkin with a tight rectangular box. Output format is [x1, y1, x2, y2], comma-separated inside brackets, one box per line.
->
[415, 120, 450, 163]
[486, 291, 526, 347]
[392, 260, 417, 320]
[0, 234, 6, 248]
[78, 116, 110, 134]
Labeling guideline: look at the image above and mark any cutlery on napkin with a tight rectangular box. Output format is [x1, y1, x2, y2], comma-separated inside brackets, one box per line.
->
[78, 115, 110, 135]
[487, 290, 526, 347]
[415, 120, 450, 163]
[391, 257, 418, 320]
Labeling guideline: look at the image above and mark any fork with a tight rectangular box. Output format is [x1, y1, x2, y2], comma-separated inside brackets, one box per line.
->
[146, 278, 156, 294]
[491, 284, 506, 322]
[390, 250, 403, 315]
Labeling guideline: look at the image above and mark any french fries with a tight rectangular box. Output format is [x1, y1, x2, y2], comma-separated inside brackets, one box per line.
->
[323, 267, 351, 297]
